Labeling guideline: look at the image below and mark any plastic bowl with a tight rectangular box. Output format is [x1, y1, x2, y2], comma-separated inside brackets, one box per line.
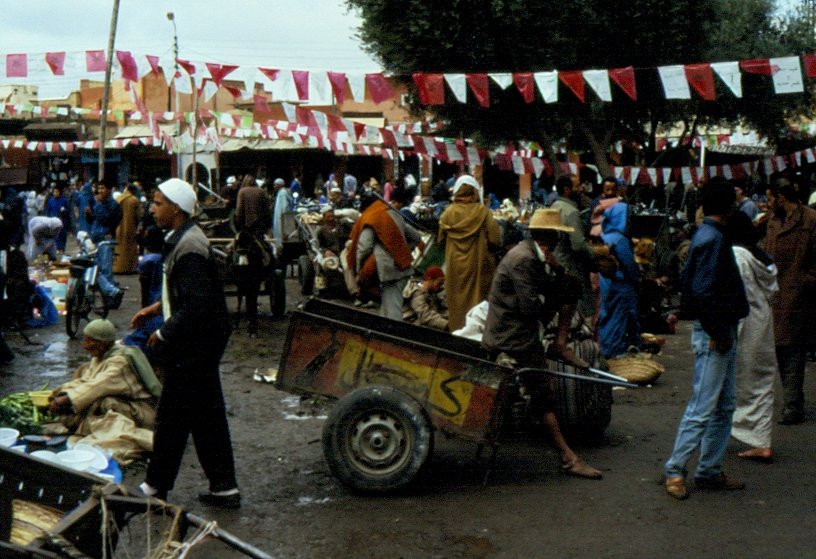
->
[57, 449, 95, 471]
[0, 428, 20, 447]
[30, 450, 60, 464]
[29, 391, 52, 408]
[74, 444, 109, 471]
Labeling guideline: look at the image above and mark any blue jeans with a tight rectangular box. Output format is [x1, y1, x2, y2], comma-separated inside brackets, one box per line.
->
[664, 321, 737, 480]
[96, 243, 118, 297]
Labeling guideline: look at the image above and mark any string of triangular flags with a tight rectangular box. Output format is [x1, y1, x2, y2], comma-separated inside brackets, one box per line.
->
[3, 49, 816, 106]
[413, 56, 816, 106]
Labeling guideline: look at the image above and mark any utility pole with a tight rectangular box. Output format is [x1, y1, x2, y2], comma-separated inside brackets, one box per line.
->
[98, 0, 121, 182]
[167, 12, 181, 180]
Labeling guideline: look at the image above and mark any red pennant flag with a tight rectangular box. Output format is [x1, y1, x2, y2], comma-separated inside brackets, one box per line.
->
[513, 72, 535, 103]
[684, 63, 716, 101]
[206, 63, 239, 87]
[224, 85, 242, 98]
[558, 70, 585, 102]
[740, 59, 774, 75]
[803, 54, 816, 78]
[86, 50, 106, 72]
[146, 55, 161, 76]
[177, 59, 196, 75]
[381, 128, 397, 146]
[6, 54, 27, 78]
[366, 73, 394, 104]
[327, 71, 347, 105]
[254, 94, 271, 115]
[45, 52, 65, 75]
[259, 67, 279, 82]
[413, 73, 445, 105]
[609, 67, 637, 100]
[116, 51, 139, 82]
[292, 70, 310, 101]
[466, 73, 490, 107]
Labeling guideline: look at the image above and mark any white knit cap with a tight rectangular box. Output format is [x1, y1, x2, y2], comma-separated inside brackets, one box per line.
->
[226, 176, 236, 185]
[158, 178, 197, 215]
[452, 175, 483, 202]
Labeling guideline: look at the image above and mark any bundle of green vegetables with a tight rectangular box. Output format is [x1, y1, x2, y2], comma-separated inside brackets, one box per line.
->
[0, 387, 57, 434]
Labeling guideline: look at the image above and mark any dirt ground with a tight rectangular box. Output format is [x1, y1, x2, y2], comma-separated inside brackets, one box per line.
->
[2, 269, 816, 558]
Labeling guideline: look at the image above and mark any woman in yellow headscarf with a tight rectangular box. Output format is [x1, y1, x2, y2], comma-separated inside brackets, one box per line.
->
[438, 175, 501, 331]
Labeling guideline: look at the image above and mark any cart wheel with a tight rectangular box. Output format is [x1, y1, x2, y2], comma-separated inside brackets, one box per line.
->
[65, 281, 86, 338]
[298, 254, 315, 295]
[323, 385, 434, 493]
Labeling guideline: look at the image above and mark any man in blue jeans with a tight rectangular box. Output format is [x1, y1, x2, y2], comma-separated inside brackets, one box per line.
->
[664, 178, 749, 500]
[85, 181, 123, 308]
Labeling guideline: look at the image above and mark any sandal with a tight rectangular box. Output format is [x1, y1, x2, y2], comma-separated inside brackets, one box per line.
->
[737, 448, 773, 463]
[560, 458, 603, 480]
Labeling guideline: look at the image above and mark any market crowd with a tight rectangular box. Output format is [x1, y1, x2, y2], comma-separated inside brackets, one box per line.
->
[1, 164, 814, 504]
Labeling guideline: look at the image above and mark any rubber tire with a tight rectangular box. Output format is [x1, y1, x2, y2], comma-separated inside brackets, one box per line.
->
[298, 254, 315, 295]
[65, 281, 86, 338]
[322, 385, 434, 493]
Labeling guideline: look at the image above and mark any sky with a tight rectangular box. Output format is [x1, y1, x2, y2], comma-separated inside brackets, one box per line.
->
[0, 0, 381, 72]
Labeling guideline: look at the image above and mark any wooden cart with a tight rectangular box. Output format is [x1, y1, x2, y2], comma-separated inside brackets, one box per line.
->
[275, 299, 634, 492]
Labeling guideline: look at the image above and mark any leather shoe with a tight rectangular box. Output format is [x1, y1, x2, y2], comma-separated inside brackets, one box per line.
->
[105, 288, 124, 310]
[694, 473, 745, 491]
[198, 491, 241, 509]
[665, 476, 688, 500]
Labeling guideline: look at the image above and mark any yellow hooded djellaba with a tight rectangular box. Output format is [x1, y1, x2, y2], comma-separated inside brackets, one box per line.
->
[438, 176, 501, 331]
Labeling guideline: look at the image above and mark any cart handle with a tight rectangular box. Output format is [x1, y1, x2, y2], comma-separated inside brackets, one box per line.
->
[514, 367, 639, 389]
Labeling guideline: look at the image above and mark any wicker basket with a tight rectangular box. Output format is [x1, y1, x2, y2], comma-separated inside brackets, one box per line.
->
[606, 353, 665, 385]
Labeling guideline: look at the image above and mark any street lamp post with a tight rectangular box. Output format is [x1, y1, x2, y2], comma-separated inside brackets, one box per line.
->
[167, 12, 182, 180]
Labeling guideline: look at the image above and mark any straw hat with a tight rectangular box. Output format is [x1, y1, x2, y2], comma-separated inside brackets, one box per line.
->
[527, 208, 574, 232]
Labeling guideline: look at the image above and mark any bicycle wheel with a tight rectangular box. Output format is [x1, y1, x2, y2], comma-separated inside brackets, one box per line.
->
[65, 280, 86, 338]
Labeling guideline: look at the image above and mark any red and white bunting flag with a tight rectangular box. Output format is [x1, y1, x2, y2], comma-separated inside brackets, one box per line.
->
[444, 74, 467, 103]
[466, 73, 490, 107]
[681, 167, 692, 185]
[684, 63, 716, 101]
[740, 59, 774, 75]
[658, 65, 691, 99]
[513, 72, 535, 103]
[531, 157, 545, 178]
[467, 146, 480, 165]
[116, 50, 139, 82]
[511, 155, 525, 175]
[177, 59, 196, 76]
[86, 50, 106, 72]
[806, 148, 816, 164]
[292, 70, 310, 101]
[174, 71, 192, 94]
[741, 162, 752, 176]
[6, 54, 27, 77]
[347, 73, 365, 102]
[199, 79, 218, 102]
[327, 71, 347, 105]
[146, 55, 161, 76]
[775, 155, 787, 170]
[803, 54, 816, 78]
[763, 159, 773, 176]
[366, 73, 394, 104]
[609, 66, 637, 100]
[708, 165, 718, 178]
[583, 69, 612, 102]
[45, 52, 65, 75]
[795, 151, 802, 167]
[559, 70, 585, 102]
[206, 63, 239, 87]
[614, 166, 624, 179]
[489, 72, 513, 89]
[533, 71, 558, 103]
[422, 137, 438, 157]
[723, 165, 733, 180]
[647, 168, 657, 185]
[770, 56, 804, 94]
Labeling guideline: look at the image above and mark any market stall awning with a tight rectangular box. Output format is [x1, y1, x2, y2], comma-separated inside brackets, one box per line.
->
[23, 122, 82, 141]
[114, 124, 175, 138]
[218, 137, 301, 151]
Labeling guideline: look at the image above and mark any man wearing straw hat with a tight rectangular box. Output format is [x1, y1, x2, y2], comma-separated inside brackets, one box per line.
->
[483, 208, 602, 479]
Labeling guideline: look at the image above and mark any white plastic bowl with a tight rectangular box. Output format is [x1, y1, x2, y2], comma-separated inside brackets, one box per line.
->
[0, 428, 20, 447]
[30, 450, 60, 464]
[57, 449, 95, 471]
[74, 444, 108, 471]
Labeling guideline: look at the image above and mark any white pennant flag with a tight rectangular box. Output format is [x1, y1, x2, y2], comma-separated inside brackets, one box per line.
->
[347, 73, 365, 102]
[775, 156, 786, 170]
[532, 158, 545, 178]
[200, 80, 218, 103]
[174, 72, 192, 94]
[770, 56, 804, 94]
[306, 71, 332, 106]
[159, 56, 175, 86]
[466, 147, 480, 165]
[723, 166, 733, 180]
[806, 149, 816, 163]
[444, 74, 467, 103]
[614, 166, 624, 179]
[658, 65, 691, 99]
[647, 168, 657, 185]
[708, 165, 718, 177]
[422, 137, 438, 157]
[662, 168, 672, 185]
[533, 71, 558, 103]
[795, 151, 802, 167]
[445, 143, 463, 161]
[742, 162, 752, 176]
[281, 102, 297, 122]
[489, 73, 513, 89]
[511, 156, 525, 175]
[711, 61, 742, 98]
[681, 167, 692, 185]
[763, 159, 773, 176]
[630, 167, 640, 184]
[583, 69, 612, 102]
[270, 71, 298, 102]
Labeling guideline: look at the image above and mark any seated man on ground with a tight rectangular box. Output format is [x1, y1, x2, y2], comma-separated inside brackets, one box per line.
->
[48, 319, 162, 463]
[403, 266, 448, 330]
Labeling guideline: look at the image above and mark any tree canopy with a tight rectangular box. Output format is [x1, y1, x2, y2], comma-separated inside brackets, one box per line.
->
[347, 0, 816, 174]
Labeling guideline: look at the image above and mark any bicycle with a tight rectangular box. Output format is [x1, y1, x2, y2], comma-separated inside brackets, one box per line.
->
[65, 237, 117, 338]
